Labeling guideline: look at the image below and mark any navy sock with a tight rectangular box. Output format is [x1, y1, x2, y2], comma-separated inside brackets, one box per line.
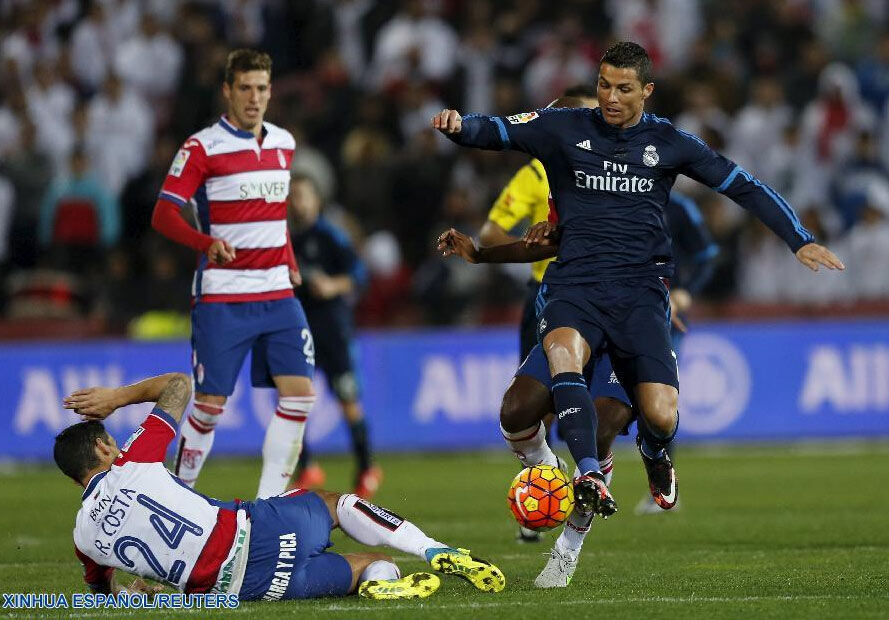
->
[637, 412, 678, 459]
[551, 372, 599, 475]
[349, 419, 372, 471]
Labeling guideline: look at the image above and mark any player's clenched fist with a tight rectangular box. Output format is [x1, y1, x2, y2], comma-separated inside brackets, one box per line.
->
[207, 238, 236, 265]
[432, 109, 462, 134]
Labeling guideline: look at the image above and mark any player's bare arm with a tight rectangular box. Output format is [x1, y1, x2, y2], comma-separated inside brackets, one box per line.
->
[431, 109, 463, 134]
[63, 373, 191, 422]
[795, 242, 845, 272]
[438, 228, 558, 264]
[479, 221, 518, 247]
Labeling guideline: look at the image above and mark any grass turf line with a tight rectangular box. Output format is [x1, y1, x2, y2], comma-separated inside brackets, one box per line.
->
[1, 443, 888, 619]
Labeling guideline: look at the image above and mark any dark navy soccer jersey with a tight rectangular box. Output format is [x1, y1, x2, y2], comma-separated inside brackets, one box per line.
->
[449, 107, 813, 284]
[666, 192, 718, 294]
[291, 216, 368, 314]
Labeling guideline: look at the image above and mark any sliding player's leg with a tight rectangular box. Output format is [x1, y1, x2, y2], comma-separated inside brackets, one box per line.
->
[327, 491, 505, 593]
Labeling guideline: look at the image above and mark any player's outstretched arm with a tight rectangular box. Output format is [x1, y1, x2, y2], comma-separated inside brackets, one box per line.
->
[795, 242, 845, 272]
[63, 373, 191, 422]
[437, 228, 558, 264]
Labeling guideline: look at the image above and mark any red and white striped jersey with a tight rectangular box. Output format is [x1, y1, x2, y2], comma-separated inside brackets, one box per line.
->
[73, 409, 250, 594]
[157, 116, 296, 303]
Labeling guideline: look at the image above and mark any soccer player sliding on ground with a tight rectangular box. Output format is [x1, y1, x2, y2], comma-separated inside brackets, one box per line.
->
[433, 39, 843, 563]
[57, 373, 505, 601]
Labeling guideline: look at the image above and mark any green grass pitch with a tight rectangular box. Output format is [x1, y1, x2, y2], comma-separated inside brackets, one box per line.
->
[2, 442, 888, 619]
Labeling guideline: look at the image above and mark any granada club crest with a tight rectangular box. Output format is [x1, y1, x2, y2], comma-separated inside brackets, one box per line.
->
[277, 149, 286, 169]
[643, 144, 659, 167]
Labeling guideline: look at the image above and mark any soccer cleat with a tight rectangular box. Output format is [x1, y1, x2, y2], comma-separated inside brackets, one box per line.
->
[358, 572, 440, 600]
[425, 547, 506, 592]
[516, 525, 543, 543]
[636, 435, 679, 510]
[354, 465, 383, 500]
[534, 546, 578, 588]
[291, 464, 326, 491]
[573, 472, 617, 518]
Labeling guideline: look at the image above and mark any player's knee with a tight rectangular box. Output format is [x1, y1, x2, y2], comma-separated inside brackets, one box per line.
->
[642, 399, 678, 436]
[542, 330, 589, 372]
[500, 379, 546, 433]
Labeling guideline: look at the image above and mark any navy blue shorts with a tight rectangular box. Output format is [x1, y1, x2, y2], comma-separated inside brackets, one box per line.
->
[191, 297, 315, 396]
[238, 491, 352, 601]
[516, 344, 631, 406]
[306, 310, 361, 402]
[536, 277, 679, 390]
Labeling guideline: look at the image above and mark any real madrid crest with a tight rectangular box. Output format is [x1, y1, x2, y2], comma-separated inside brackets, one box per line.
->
[277, 149, 286, 168]
[643, 144, 659, 167]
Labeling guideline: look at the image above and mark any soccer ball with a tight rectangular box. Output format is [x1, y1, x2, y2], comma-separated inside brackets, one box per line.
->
[507, 464, 574, 531]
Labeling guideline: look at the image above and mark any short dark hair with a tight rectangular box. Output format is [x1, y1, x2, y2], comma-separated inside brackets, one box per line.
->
[600, 42, 653, 85]
[54, 421, 108, 482]
[225, 49, 272, 85]
[562, 84, 596, 99]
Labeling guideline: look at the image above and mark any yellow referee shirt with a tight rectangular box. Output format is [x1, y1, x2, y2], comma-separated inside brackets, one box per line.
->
[486, 158, 553, 283]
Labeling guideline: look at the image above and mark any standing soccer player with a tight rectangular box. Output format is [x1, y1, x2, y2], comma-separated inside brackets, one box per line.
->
[287, 173, 382, 499]
[151, 49, 313, 498]
[433, 42, 844, 517]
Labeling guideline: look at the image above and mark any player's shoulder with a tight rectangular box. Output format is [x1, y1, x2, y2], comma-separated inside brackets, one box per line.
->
[644, 113, 708, 148]
[181, 122, 228, 154]
[261, 121, 296, 150]
[505, 106, 590, 127]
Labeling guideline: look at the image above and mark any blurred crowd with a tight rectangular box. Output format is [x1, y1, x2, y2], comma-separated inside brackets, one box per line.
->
[0, 0, 888, 334]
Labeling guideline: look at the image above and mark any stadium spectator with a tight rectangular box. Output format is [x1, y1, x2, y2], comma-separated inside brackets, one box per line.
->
[37, 145, 121, 263]
[114, 12, 183, 100]
[69, 2, 114, 93]
[368, 0, 458, 92]
[831, 130, 889, 230]
[86, 72, 154, 196]
[0, 119, 52, 268]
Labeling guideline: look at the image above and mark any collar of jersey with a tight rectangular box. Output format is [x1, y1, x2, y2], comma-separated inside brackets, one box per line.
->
[592, 107, 649, 136]
[82, 470, 109, 501]
[218, 115, 265, 140]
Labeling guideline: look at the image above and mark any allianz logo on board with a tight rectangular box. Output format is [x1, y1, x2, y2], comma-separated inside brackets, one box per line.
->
[412, 354, 519, 422]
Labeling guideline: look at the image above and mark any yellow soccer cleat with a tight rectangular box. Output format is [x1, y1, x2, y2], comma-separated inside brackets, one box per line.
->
[358, 572, 440, 600]
[425, 547, 506, 593]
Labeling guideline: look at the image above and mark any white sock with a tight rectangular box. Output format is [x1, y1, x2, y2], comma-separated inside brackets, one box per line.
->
[359, 560, 401, 582]
[336, 494, 446, 560]
[175, 401, 224, 487]
[557, 453, 613, 558]
[500, 421, 558, 467]
[257, 396, 313, 499]
[555, 510, 593, 560]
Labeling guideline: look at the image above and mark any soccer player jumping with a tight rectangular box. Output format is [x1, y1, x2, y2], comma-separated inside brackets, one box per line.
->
[57, 374, 505, 601]
[433, 42, 844, 518]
